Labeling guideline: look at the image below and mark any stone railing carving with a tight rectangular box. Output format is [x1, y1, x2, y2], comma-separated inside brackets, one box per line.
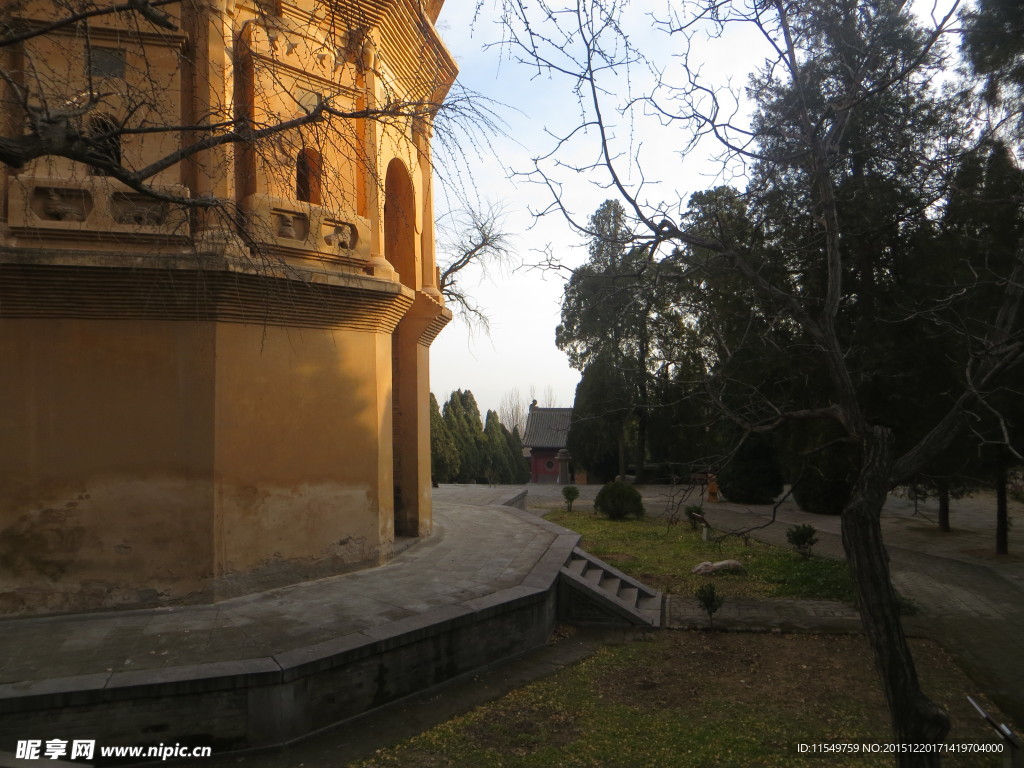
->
[241, 193, 371, 269]
[7, 175, 190, 240]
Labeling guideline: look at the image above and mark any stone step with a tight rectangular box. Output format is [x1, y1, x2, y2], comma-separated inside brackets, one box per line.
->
[558, 547, 662, 628]
[637, 595, 660, 612]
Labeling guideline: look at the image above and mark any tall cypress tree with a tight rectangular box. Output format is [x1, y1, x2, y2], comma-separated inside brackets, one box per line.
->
[430, 393, 460, 483]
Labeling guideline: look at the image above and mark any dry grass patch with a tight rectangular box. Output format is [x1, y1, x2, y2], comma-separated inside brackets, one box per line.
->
[351, 631, 1009, 768]
[542, 505, 856, 602]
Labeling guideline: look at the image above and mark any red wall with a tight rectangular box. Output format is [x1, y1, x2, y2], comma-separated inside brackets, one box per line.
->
[530, 449, 560, 483]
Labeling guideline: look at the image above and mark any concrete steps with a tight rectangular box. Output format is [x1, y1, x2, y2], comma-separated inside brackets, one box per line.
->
[558, 548, 663, 628]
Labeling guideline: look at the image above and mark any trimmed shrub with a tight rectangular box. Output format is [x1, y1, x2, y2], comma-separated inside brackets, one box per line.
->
[792, 446, 856, 515]
[594, 481, 645, 520]
[716, 433, 784, 504]
[562, 485, 580, 512]
[786, 523, 818, 558]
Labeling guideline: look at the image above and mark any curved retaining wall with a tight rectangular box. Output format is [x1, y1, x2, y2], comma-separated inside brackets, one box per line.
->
[0, 506, 579, 761]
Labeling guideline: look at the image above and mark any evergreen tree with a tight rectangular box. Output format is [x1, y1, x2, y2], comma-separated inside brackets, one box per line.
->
[716, 433, 784, 505]
[961, 0, 1024, 109]
[429, 393, 460, 483]
[503, 425, 530, 483]
[442, 390, 484, 483]
[567, 353, 633, 483]
[559, 201, 685, 480]
[483, 410, 515, 483]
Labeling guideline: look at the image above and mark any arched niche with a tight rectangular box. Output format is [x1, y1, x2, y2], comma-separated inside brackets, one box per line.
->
[296, 148, 322, 205]
[383, 158, 416, 290]
[88, 115, 121, 176]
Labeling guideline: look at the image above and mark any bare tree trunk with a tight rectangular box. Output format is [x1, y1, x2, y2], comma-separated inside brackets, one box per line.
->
[841, 427, 950, 766]
[996, 467, 1009, 555]
[633, 405, 648, 484]
[937, 480, 950, 533]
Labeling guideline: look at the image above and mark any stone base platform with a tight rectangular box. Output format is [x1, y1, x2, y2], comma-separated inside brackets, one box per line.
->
[0, 496, 578, 763]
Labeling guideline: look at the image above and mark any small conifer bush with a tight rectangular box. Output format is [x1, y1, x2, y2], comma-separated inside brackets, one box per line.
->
[594, 481, 645, 520]
[786, 523, 819, 559]
[562, 485, 580, 512]
[695, 583, 724, 627]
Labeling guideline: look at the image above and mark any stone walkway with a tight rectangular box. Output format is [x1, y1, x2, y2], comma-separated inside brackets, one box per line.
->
[0, 502, 562, 688]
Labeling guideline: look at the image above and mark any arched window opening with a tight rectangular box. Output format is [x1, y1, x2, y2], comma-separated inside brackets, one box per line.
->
[383, 158, 416, 290]
[296, 148, 322, 205]
[88, 115, 121, 175]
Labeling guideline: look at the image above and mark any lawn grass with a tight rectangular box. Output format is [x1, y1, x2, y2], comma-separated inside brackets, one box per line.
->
[342, 499, 1012, 768]
[542, 505, 856, 603]
[349, 632, 1006, 768]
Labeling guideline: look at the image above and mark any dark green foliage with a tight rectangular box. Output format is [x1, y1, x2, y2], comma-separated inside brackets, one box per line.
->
[442, 390, 484, 483]
[786, 524, 818, 559]
[594, 481, 645, 520]
[430, 393, 460, 483]
[961, 0, 1024, 106]
[504, 426, 531, 484]
[483, 410, 515, 484]
[559, 200, 685, 482]
[716, 433, 784, 504]
[791, 449, 856, 516]
[561, 485, 580, 512]
[567, 354, 632, 483]
[435, 391, 525, 484]
[694, 583, 723, 627]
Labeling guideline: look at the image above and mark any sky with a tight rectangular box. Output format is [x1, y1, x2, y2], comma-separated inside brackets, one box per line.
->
[425, 1, 955, 418]
[427, 8, 588, 417]
[427, 4, 704, 417]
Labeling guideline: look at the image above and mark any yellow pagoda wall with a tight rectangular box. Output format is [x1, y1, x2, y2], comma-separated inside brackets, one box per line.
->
[0, 0, 453, 616]
[0, 318, 217, 614]
[210, 323, 396, 597]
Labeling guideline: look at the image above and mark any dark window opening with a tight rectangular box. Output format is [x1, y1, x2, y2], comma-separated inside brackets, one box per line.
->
[88, 116, 121, 175]
[89, 48, 125, 79]
[296, 148, 322, 204]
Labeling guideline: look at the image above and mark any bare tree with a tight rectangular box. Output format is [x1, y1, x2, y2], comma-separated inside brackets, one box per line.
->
[437, 202, 516, 327]
[540, 383, 558, 408]
[497, 386, 527, 434]
[526, 383, 559, 409]
[490, 0, 1022, 761]
[1, 0, 498, 242]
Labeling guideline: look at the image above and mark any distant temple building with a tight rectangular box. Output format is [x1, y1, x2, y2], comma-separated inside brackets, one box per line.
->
[522, 403, 574, 484]
[0, 0, 453, 614]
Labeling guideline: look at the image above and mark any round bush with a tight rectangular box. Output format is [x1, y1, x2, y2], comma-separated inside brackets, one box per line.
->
[792, 458, 854, 515]
[594, 481, 645, 520]
[716, 434, 784, 504]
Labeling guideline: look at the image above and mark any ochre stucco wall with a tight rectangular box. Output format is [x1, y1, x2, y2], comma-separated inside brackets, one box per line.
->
[211, 323, 394, 597]
[0, 317, 408, 614]
[0, 318, 217, 614]
[0, 0, 454, 616]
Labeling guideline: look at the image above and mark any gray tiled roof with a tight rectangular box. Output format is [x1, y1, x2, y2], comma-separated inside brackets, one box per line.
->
[522, 407, 573, 449]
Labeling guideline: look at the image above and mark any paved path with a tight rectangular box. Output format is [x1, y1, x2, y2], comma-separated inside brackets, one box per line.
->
[0, 501, 557, 692]
[515, 482, 1024, 730]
